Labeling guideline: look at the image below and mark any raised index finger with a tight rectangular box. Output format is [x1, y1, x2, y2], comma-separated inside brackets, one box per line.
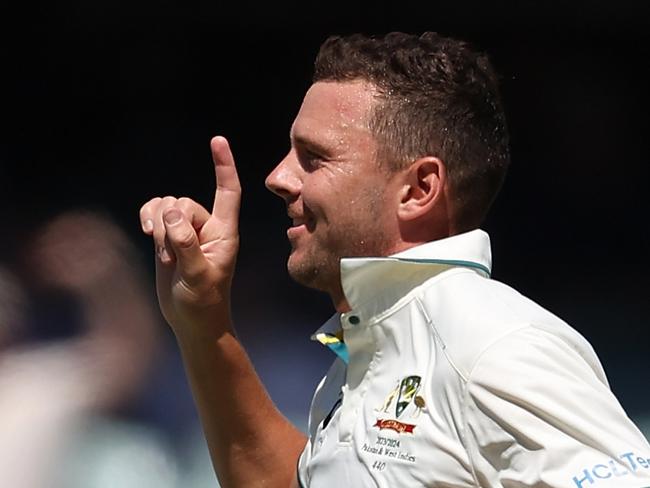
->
[210, 136, 242, 226]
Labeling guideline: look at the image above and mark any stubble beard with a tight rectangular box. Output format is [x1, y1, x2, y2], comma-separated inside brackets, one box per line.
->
[286, 237, 341, 294]
[286, 219, 392, 296]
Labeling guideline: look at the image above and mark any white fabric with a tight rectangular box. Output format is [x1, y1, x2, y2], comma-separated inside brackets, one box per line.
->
[298, 229, 650, 487]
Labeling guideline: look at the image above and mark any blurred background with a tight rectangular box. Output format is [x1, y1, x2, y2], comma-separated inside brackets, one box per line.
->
[0, 1, 648, 486]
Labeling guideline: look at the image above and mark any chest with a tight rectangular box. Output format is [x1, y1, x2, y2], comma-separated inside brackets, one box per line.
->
[304, 308, 476, 487]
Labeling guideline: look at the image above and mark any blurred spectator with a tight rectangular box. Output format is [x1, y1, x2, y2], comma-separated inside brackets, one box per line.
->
[0, 210, 180, 488]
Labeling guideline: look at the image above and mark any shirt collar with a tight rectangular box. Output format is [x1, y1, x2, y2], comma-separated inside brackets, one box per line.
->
[311, 229, 492, 359]
[340, 228, 491, 315]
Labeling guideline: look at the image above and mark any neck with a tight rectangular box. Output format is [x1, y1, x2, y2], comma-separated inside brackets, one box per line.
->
[329, 284, 351, 313]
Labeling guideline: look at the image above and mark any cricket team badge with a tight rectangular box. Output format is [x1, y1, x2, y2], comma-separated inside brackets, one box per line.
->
[374, 375, 426, 434]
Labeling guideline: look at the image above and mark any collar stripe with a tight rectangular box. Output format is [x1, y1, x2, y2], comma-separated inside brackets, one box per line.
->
[391, 258, 491, 277]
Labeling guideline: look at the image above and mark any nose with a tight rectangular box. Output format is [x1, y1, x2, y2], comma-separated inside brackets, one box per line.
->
[265, 150, 302, 201]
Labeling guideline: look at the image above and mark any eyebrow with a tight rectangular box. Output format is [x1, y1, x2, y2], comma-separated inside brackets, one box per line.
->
[290, 130, 334, 157]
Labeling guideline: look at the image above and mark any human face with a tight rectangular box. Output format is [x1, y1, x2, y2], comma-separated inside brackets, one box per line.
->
[265, 81, 402, 303]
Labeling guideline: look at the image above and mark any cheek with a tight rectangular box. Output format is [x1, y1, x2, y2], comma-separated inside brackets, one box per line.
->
[301, 176, 347, 214]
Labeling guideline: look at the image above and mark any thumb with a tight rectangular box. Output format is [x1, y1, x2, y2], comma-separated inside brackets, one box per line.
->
[162, 208, 208, 285]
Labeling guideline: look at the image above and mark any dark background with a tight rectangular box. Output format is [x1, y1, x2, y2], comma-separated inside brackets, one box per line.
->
[1, 1, 648, 421]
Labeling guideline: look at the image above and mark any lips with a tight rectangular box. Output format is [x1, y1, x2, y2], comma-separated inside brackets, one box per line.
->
[287, 209, 314, 237]
[288, 218, 311, 233]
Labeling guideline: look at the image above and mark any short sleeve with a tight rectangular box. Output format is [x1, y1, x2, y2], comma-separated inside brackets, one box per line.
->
[464, 326, 650, 488]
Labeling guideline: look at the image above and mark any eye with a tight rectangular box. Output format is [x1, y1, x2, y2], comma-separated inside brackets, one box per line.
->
[299, 149, 324, 170]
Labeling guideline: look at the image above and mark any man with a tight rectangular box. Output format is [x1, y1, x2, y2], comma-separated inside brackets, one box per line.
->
[139, 32, 650, 487]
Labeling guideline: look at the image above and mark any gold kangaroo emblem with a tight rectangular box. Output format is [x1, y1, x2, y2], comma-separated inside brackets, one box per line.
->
[376, 380, 400, 413]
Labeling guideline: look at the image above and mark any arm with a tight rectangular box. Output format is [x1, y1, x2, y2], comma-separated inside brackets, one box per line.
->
[464, 326, 650, 488]
[140, 137, 306, 488]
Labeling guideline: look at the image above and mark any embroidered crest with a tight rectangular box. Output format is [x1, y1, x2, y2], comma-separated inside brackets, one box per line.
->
[374, 375, 425, 434]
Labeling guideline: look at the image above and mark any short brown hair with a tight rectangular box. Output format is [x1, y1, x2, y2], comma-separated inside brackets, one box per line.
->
[313, 32, 510, 231]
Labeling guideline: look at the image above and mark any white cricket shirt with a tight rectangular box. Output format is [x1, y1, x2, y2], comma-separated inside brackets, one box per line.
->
[297, 229, 650, 487]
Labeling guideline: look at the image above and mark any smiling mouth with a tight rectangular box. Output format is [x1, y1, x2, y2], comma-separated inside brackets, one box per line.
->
[287, 212, 315, 235]
[288, 206, 314, 226]
[289, 219, 315, 232]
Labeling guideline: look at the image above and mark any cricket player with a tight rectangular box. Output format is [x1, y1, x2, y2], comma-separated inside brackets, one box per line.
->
[140, 32, 650, 487]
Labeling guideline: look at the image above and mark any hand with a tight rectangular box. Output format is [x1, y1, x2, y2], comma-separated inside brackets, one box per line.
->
[139, 136, 241, 336]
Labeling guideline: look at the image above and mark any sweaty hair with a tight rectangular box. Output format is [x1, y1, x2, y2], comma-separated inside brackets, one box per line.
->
[313, 32, 510, 231]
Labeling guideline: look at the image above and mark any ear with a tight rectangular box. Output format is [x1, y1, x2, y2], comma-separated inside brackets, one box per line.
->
[396, 156, 447, 221]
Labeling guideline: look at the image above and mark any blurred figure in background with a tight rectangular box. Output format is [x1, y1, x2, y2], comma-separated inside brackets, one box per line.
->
[0, 210, 180, 488]
[0, 265, 25, 349]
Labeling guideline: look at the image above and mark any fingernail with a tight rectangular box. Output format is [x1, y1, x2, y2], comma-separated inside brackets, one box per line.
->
[143, 219, 153, 233]
[158, 246, 171, 262]
[164, 209, 182, 225]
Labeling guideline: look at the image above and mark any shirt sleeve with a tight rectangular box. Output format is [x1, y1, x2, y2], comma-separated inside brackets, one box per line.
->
[463, 325, 650, 488]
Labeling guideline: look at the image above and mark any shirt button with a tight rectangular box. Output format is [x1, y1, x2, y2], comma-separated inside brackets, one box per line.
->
[348, 315, 360, 325]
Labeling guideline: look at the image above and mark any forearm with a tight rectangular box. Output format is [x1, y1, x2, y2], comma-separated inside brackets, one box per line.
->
[176, 323, 306, 488]
[139, 138, 304, 486]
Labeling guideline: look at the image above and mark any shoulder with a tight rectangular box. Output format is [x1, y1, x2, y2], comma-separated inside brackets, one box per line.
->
[416, 269, 603, 381]
[420, 275, 650, 486]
